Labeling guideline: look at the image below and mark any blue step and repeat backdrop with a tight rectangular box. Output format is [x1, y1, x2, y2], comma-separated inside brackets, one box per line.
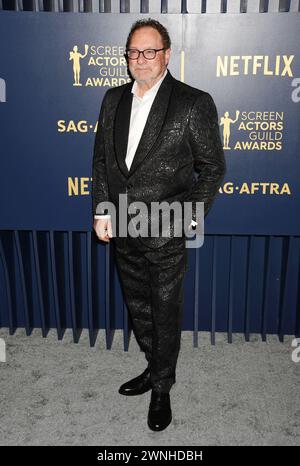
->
[1, 12, 299, 234]
[0, 11, 299, 341]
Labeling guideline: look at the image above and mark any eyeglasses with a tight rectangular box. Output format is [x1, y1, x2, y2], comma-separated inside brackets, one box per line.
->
[124, 48, 166, 60]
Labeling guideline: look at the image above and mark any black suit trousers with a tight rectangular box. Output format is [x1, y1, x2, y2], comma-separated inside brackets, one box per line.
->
[113, 235, 188, 393]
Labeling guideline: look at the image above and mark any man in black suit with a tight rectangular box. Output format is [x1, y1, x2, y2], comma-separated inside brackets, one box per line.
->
[92, 18, 226, 431]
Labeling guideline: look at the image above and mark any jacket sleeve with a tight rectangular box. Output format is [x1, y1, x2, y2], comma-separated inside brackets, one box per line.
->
[92, 91, 110, 216]
[186, 92, 226, 221]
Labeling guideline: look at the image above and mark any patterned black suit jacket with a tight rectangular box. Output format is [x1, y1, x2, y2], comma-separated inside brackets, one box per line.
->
[92, 68, 226, 248]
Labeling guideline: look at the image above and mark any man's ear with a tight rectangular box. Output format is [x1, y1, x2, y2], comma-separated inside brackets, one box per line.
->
[165, 48, 171, 66]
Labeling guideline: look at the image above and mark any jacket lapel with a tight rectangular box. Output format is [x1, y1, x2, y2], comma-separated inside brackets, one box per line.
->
[114, 81, 134, 179]
[128, 69, 174, 176]
[114, 68, 174, 179]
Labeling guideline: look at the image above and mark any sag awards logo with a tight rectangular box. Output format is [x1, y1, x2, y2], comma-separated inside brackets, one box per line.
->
[220, 110, 284, 151]
[68, 44, 131, 87]
[216, 54, 300, 151]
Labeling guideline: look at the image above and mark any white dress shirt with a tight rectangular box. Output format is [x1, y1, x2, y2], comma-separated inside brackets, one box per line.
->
[94, 68, 197, 227]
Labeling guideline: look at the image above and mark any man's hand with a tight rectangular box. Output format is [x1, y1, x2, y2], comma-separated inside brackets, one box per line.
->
[93, 218, 113, 242]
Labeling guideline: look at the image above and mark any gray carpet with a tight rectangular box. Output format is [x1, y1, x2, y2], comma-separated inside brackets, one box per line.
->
[0, 328, 299, 446]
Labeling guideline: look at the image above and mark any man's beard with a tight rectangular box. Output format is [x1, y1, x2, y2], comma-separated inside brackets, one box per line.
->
[130, 68, 157, 84]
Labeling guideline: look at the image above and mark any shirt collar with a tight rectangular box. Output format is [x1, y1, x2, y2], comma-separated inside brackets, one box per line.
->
[131, 68, 168, 100]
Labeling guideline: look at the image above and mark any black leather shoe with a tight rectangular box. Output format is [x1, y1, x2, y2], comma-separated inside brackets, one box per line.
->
[147, 390, 172, 431]
[118, 367, 152, 396]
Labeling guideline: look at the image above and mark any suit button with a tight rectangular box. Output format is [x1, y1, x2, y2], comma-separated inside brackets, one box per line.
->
[127, 182, 133, 189]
